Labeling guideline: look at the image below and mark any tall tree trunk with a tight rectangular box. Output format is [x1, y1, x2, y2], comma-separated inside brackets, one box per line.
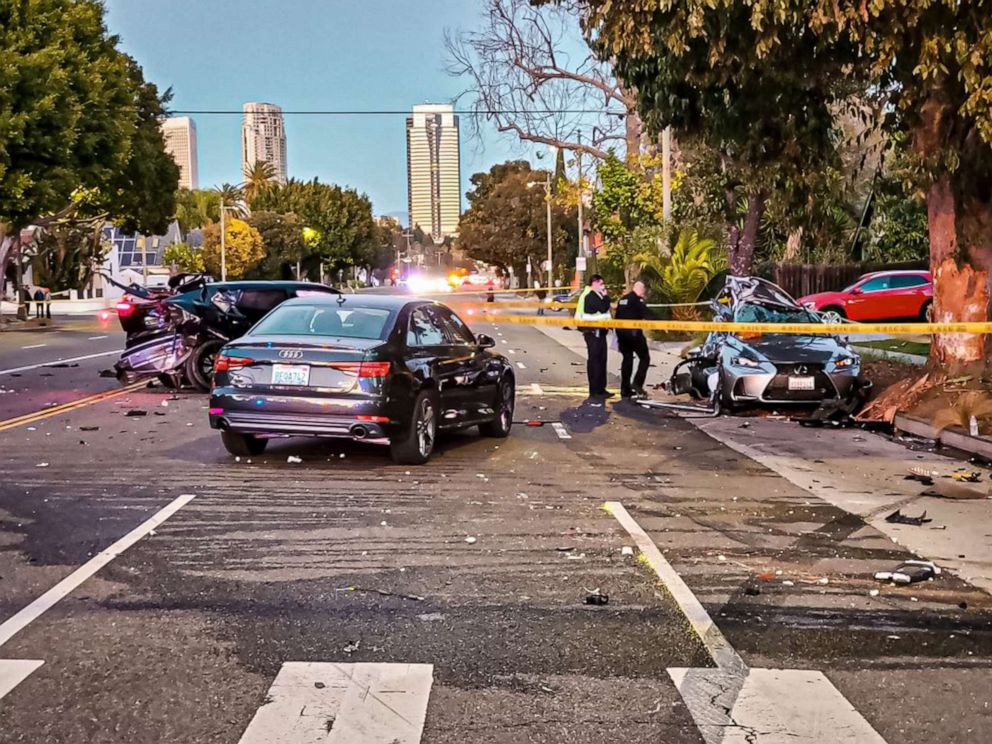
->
[727, 190, 766, 276]
[927, 175, 992, 375]
[624, 111, 642, 161]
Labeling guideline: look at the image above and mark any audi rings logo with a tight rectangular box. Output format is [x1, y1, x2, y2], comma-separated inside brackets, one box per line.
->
[278, 350, 304, 360]
[795, 364, 808, 375]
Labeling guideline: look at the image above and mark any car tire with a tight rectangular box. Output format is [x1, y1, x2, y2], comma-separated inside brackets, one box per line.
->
[390, 389, 439, 465]
[920, 301, 933, 322]
[220, 431, 268, 456]
[185, 340, 224, 392]
[479, 377, 515, 438]
[820, 307, 845, 324]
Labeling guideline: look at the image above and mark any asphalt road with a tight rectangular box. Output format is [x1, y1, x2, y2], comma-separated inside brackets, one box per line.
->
[0, 313, 990, 743]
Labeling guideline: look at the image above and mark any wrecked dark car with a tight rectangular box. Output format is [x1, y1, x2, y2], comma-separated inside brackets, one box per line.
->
[665, 277, 870, 414]
[113, 281, 339, 392]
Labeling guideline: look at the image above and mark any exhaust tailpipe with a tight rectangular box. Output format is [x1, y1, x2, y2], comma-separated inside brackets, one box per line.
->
[351, 425, 368, 439]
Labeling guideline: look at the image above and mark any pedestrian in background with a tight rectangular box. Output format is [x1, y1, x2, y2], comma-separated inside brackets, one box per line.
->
[616, 280, 654, 399]
[574, 274, 613, 398]
[534, 281, 547, 316]
[33, 287, 45, 319]
[20, 285, 32, 317]
[43, 287, 52, 319]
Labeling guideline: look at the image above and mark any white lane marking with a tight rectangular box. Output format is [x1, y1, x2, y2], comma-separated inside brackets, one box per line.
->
[0, 659, 43, 702]
[0, 494, 195, 649]
[668, 668, 888, 744]
[238, 662, 434, 744]
[87, 335, 108, 340]
[607, 502, 888, 744]
[507, 348, 515, 354]
[605, 502, 745, 673]
[0, 349, 121, 376]
[551, 422, 571, 440]
[529, 383, 543, 395]
[516, 361, 526, 370]
[20, 344, 46, 350]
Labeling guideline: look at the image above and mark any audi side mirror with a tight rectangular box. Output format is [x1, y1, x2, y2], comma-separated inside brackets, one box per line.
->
[476, 333, 496, 349]
[849, 287, 862, 295]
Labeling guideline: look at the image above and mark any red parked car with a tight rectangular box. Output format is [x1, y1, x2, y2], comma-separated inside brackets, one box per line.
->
[798, 270, 933, 323]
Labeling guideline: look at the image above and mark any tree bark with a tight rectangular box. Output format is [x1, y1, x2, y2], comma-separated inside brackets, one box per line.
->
[927, 175, 992, 375]
[727, 190, 766, 276]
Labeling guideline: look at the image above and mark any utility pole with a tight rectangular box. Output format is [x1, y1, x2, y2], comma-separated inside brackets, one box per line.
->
[220, 198, 227, 282]
[576, 131, 585, 287]
[662, 126, 672, 223]
[545, 171, 553, 285]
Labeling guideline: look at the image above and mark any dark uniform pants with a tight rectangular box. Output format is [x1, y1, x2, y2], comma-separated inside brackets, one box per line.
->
[618, 333, 650, 396]
[583, 331, 608, 396]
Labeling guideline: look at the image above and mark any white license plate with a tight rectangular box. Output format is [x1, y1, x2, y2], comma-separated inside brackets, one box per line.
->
[271, 364, 310, 386]
[788, 376, 815, 391]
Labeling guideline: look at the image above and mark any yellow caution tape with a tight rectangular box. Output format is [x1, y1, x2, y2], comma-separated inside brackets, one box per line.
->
[469, 311, 990, 336]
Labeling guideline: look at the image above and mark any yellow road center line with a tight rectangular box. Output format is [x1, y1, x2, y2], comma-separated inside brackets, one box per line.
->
[0, 381, 147, 433]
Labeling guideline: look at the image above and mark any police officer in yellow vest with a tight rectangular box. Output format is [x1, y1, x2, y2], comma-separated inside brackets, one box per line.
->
[574, 274, 613, 398]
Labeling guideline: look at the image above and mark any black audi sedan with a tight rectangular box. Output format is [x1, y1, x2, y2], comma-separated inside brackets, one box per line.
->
[208, 295, 516, 464]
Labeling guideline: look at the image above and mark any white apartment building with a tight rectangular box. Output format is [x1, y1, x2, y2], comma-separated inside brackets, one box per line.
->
[242, 102, 288, 183]
[161, 117, 199, 189]
[406, 104, 461, 242]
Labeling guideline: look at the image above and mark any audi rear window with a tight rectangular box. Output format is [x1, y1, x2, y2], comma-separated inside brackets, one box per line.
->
[251, 304, 392, 340]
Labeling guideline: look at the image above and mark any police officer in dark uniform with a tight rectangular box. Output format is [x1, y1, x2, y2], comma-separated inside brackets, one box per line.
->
[615, 280, 654, 399]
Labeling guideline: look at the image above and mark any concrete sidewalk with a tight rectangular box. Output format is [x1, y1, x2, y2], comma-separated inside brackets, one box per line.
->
[534, 321, 992, 596]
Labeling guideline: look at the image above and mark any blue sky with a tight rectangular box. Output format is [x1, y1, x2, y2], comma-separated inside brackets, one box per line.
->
[103, 0, 537, 218]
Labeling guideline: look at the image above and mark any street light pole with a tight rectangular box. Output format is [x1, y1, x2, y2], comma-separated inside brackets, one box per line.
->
[545, 172, 553, 285]
[576, 131, 585, 287]
[220, 198, 227, 282]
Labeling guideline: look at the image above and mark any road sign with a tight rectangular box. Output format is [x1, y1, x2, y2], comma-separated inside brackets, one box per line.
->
[576, 257, 587, 271]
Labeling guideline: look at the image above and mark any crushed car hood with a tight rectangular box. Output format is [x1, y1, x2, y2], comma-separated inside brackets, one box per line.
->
[730, 334, 849, 363]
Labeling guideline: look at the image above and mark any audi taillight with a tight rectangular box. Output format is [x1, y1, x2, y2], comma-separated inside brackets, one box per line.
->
[214, 354, 254, 372]
[330, 361, 391, 378]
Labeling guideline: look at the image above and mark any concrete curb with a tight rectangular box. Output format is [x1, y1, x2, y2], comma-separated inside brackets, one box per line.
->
[852, 345, 927, 366]
[893, 412, 992, 459]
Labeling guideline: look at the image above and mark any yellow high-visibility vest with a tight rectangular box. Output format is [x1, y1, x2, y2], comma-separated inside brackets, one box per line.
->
[573, 287, 611, 322]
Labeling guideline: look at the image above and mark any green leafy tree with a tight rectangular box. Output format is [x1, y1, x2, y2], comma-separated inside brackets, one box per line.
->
[249, 178, 377, 275]
[175, 189, 221, 231]
[248, 211, 306, 279]
[458, 162, 577, 283]
[593, 154, 667, 285]
[162, 242, 204, 273]
[561, 0, 847, 276]
[201, 218, 264, 279]
[0, 0, 179, 293]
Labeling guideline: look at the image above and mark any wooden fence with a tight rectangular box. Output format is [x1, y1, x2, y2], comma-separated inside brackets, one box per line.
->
[756, 260, 929, 299]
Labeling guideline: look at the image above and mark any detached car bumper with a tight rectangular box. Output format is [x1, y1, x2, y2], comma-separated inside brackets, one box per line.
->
[208, 389, 401, 440]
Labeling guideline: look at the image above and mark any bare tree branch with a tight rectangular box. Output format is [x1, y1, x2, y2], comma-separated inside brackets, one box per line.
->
[445, 0, 640, 162]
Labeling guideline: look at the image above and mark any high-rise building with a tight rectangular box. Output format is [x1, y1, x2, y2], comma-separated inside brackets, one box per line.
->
[406, 104, 461, 241]
[242, 102, 288, 183]
[161, 117, 199, 190]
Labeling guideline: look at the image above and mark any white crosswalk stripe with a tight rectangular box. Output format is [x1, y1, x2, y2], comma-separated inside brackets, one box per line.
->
[237, 662, 434, 744]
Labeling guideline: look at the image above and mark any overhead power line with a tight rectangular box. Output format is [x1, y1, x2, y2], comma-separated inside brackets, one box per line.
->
[170, 109, 628, 116]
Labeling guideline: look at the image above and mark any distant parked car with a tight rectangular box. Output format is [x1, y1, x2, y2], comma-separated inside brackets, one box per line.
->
[798, 270, 933, 323]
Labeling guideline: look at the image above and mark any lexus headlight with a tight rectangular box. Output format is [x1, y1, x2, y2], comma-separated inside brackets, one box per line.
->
[833, 356, 855, 368]
[733, 356, 761, 368]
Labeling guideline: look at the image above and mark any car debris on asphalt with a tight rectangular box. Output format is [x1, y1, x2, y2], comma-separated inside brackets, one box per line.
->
[874, 559, 941, 585]
[885, 509, 933, 526]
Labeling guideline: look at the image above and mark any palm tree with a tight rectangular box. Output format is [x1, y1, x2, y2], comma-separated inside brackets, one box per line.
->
[242, 160, 278, 205]
[635, 230, 725, 320]
[214, 183, 247, 219]
[174, 188, 221, 231]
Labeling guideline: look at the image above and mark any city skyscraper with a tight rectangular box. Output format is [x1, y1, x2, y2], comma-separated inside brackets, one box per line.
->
[242, 102, 288, 183]
[160, 117, 198, 190]
[406, 104, 461, 241]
